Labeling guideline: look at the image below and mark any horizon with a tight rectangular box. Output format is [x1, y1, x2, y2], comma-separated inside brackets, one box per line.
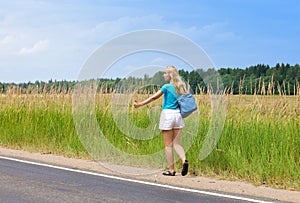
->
[1, 62, 299, 85]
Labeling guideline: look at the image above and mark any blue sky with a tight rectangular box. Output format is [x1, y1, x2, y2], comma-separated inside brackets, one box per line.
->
[0, 0, 299, 83]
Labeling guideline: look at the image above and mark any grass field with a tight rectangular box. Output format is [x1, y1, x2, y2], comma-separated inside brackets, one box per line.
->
[0, 88, 299, 190]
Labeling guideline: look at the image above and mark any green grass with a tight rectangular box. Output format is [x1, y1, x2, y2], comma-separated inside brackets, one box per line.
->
[0, 95, 86, 157]
[0, 93, 299, 190]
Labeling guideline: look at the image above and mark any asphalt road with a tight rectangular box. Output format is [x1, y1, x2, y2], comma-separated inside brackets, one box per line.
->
[0, 157, 275, 203]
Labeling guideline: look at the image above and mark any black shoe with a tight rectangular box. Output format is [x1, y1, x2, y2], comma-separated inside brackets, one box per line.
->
[181, 160, 188, 176]
[162, 171, 176, 176]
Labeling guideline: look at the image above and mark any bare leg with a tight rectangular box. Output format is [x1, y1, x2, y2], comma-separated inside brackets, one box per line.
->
[173, 128, 186, 164]
[162, 130, 175, 172]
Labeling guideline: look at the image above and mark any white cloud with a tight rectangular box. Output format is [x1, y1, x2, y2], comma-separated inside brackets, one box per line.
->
[81, 14, 165, 42]
[201, 23, 223, 33]
[0, 34, 23, 54]
[0, 35, 15, 44]
[19, 39, 49, 55]
[176, 22, 240, 42]
[150, 57, 166, 64]
[97, 14, 164, 30]
[0, 2, 243, 82]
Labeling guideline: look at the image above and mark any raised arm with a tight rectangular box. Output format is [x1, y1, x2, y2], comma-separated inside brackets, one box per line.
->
[134, 90, 163, 108]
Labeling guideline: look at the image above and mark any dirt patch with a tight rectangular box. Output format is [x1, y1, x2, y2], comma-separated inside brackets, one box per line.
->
[0, 147, 299, 203]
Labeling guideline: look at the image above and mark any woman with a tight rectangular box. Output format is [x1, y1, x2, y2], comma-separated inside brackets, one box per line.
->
[134, 65, 189, 176]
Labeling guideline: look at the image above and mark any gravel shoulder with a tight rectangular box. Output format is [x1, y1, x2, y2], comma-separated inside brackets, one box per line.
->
[0, 147, 299, 203]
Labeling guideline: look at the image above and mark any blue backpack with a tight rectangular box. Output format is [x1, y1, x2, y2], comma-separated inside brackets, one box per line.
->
[177, 93, 197, 118]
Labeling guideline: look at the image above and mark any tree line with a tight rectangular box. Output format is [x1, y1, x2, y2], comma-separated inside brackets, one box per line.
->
[179, 63, 300, 95]
[1, 63, 300, 95]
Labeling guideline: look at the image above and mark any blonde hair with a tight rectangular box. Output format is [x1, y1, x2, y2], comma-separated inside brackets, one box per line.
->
[165, 65, 188, 95]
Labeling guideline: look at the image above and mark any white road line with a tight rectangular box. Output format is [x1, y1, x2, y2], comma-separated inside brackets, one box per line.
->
[0, 156, 274, 203]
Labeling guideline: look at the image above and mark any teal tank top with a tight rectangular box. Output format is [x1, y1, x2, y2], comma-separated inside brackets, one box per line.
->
[160, 84, 179, 110]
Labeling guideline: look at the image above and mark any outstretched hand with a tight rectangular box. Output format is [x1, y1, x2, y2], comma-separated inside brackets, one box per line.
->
[134, 100, 141, 108]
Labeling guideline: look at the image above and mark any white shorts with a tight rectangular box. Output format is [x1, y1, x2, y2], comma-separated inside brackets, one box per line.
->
[159, 109, 184, 130]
